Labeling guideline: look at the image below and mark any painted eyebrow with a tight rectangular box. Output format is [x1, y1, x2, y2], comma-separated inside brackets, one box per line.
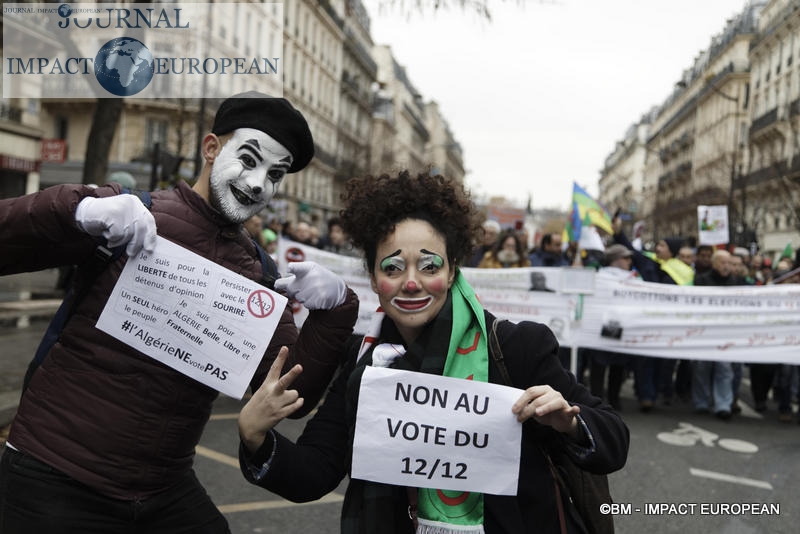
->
[420, 249, 442, 256]
[272, 155, 292, 170]
[419, 249, 444, 268]
[380, 250, 404, 271]
[239, 140, 264, 163]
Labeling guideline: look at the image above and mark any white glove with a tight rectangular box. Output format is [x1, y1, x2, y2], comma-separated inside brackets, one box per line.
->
[274, 261, 348, 311]
[75, 195, 157, 257]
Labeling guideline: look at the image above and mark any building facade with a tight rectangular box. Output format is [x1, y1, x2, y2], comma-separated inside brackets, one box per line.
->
[371, 45, 430, 173]
[424, 101, 466, 183]
[744, 0, 800, 254]
[334, 0, 377, 205]
[598, 115, 653, 239]
[0, 1, 466, 238]
[598, 3, 791, 252]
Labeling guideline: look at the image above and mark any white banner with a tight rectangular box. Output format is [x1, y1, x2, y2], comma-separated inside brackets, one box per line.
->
[276, 239, 800, 364]
[98, 236, 286, 399]
[351, 367, 521, 495]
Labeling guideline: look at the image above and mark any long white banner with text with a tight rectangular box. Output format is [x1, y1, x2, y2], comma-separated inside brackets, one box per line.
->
[277, 240, 800, 364]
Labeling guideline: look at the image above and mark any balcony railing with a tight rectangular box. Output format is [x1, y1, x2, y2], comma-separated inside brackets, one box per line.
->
[0, 104, 23, 123]
[314, 144, 337, 168]
[790, 98, 800, 118]
[750, 108, 778, 135]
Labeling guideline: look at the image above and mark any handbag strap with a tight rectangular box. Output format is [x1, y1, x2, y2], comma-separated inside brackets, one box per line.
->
[487, 318, 513, 386]
[543, 450, 569, 534]
[486, 318, 568, 534]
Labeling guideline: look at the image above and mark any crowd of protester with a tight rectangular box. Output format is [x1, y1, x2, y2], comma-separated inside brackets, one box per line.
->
[254, 210, 800, 425]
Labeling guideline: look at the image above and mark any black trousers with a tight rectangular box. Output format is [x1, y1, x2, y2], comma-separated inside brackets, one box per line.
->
[749, 363, 777, 404]
[0, 447, 230, 534]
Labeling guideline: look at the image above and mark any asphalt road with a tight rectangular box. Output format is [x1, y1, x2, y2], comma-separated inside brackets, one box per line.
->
[2, 318, 797, 533]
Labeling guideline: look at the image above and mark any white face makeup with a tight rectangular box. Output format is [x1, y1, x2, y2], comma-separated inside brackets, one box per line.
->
[209, 128, 293, 223]
[370, 219, 455, 344]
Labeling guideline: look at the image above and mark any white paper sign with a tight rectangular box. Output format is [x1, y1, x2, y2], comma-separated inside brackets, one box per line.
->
[697, 205, 729, 246]
[97, 236, 287, 399]
[351, 367, 522, 496]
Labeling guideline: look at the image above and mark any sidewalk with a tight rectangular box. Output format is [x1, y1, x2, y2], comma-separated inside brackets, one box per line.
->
[0, 269, 62, 427]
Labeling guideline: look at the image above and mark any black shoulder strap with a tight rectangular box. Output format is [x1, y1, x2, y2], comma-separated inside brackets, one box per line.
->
[252, 239, 278, 290]
[121, 187, 152, 209]
[487, 316, 571, 534]
[487, 318, 513, 387]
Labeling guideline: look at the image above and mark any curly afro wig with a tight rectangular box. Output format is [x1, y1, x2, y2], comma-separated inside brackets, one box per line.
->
[340, 170, 482, 272]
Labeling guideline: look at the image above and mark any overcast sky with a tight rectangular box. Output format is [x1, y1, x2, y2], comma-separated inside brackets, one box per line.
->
[364, 0, 749, 211]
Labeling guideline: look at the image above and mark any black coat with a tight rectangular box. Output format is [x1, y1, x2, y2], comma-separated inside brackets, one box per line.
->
[241, 311, 630, 533]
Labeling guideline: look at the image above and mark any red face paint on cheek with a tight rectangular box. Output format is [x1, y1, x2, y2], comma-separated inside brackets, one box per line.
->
[378, 280, 395, 295]
[428, 279, 446, 293]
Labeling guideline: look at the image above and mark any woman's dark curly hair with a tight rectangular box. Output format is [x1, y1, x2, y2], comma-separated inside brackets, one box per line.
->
[340, 170, 483, 272]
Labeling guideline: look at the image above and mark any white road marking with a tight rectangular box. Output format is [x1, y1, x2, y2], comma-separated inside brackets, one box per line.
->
[717, 438, 759, 454]
[689, 467, 773, 490]
[195, 445, 239, 468]
[195, 444, 344, 512]
[218, 493, 345, 513]
[209, 413, 239, 421]
[209, 409, 319, 421]
[735, 399, 764, 420]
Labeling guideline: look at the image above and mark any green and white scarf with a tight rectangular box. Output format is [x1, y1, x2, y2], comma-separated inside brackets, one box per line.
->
[357, 272, 489, 533]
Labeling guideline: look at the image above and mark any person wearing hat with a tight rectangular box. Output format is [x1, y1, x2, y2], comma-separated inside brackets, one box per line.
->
[603, 243, 634, 269]
[0, 92, 359, 533]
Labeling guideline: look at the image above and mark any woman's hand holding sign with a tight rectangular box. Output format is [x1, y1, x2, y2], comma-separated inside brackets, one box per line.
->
[239, 347, 305, 453]
[511, 385, 581, 438]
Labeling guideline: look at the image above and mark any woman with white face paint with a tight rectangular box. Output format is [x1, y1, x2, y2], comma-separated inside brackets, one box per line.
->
[0, 92, 359, 534]
[239, 171, 629, 534]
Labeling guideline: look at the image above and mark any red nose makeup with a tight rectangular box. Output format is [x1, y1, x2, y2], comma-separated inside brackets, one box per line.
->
[406, 280, 418, 291]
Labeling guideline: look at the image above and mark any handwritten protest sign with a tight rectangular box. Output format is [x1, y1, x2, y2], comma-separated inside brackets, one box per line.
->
[351, 367, 522, 495]
[97, 236, 286, 399]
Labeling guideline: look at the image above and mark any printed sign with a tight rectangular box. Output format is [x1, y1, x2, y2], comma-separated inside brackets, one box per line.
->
[351, 367, 522, 496]
[97, 236, 286, 399]
[697, 205, 729, 246]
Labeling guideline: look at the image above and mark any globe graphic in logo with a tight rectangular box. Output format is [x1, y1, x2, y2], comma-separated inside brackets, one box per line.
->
[94, 37, 154, 97]
[58, 4, 72, 18]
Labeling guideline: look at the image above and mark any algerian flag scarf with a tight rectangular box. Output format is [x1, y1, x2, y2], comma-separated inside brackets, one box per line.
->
[356, 272, 489, 533]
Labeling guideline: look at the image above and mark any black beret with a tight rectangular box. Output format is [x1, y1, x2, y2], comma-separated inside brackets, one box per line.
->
[211, 91, 314, 173]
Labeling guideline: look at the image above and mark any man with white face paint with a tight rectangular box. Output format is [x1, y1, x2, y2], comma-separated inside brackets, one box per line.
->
[0, 92, 359, 534]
